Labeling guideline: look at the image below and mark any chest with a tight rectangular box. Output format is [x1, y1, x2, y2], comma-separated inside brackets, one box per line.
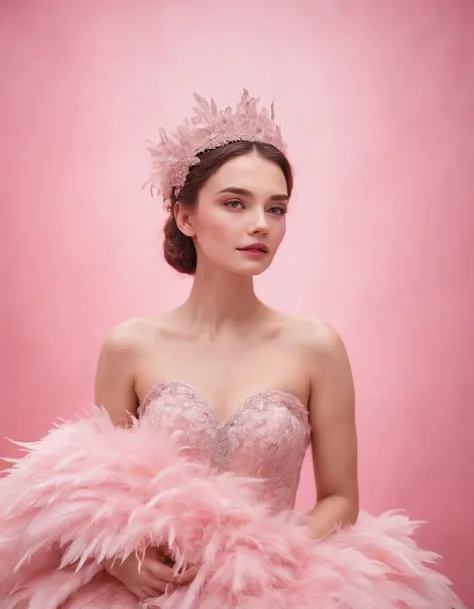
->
[137, 332, 310, 423]
[138, 381, 311, 512]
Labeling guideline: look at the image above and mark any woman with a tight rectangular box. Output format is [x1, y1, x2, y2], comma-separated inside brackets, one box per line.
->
[0, 90, 465, 608]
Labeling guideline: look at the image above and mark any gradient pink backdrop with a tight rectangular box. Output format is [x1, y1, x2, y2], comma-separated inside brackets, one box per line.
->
[1, 0, 473, 604]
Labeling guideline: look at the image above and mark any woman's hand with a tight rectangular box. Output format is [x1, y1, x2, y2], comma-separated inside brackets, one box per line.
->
[103, 546, 199, 600]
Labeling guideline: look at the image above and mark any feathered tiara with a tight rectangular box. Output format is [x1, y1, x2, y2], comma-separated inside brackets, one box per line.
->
[144, 89, 287, 208]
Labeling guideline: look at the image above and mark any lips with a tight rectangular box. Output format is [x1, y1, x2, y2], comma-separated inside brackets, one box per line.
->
[238, 243, 269, 253]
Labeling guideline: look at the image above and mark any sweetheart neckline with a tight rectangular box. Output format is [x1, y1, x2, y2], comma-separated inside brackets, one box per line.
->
[139, 380, 309, 428]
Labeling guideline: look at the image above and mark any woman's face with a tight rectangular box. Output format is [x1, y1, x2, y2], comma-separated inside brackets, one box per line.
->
[178, 152, 289, 276]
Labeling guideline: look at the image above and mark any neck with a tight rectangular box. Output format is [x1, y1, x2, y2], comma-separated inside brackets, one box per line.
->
[177, 263, 265, 333]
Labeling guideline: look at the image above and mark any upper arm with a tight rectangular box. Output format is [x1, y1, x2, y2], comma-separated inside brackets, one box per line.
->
[93, 323, 140, 427]
[307, 323, 359, 508]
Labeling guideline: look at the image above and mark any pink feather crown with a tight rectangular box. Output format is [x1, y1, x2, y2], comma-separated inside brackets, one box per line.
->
[144, 89, 287, 208]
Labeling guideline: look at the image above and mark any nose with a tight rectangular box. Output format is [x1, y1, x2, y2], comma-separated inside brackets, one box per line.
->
[249, 210, 269, 235]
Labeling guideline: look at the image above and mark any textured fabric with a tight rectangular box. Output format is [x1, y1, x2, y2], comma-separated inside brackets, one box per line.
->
[144, 89, 286, 205]
[0, 388, 466, 609]
[138, 381, 310, 512]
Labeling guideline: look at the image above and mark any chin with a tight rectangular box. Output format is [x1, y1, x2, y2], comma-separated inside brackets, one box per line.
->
[233, 261, 273, 277]
[236, 269, 267, 277]
[208, 252, 275, 276]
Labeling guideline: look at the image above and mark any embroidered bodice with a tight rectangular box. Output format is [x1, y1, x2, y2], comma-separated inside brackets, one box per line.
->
[138, 381, 311, 513]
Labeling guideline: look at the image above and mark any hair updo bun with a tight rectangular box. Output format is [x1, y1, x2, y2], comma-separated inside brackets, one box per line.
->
[162, 141, 293, 275]
[163, 209, 197, 275]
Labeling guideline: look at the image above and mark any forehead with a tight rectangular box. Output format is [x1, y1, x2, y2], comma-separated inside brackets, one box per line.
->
[202, 153, 288, 195]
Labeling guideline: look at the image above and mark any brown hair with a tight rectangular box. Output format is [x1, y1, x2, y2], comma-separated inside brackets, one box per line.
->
[163, 141, 293, 275]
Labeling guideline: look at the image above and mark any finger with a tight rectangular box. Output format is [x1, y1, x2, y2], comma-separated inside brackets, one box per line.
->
[174, 565, 200, 585]
[145, 560, 177, 583]
[135, 582, 167, 599]
[128, 585, 153, 601]
[141, 572, 173, 595]
[142, 585, 164, 599]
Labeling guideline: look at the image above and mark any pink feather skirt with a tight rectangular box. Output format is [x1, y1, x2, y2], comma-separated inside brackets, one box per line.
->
[0, 409, 465, 609]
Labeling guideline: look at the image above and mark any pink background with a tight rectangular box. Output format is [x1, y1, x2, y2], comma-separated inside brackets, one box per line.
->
[1, 1, 472, 604]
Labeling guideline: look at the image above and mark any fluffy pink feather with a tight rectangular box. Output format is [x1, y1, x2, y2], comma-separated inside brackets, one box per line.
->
[0, 408, 465, 609]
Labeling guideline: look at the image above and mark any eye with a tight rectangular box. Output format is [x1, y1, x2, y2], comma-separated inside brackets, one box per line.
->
[269, 206, 288, 216]
[224, 199, 244, 209]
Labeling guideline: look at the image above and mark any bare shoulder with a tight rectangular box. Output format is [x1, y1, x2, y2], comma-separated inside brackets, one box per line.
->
[281, 314, 347, 357]
[96, 316, 168, 386]
[279, 314, 352, 380]
[304, 317, 348, 357]
[101, 317, 155, 350]
[94, 316, 163, 423]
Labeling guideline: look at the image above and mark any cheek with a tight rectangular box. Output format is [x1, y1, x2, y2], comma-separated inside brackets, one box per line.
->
[273, 219, 286, 243]
[198, 211, 237, 243]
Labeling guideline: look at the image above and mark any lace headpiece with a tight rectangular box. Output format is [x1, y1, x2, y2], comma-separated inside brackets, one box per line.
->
[144, 89, 287, 208]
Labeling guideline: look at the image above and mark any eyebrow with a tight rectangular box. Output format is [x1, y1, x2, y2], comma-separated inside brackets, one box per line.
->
[215, 186, 289, 202]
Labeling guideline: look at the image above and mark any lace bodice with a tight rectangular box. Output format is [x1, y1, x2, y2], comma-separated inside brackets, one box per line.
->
[138, 381, 311, 513]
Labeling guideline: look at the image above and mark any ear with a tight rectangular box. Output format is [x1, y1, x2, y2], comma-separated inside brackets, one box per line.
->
[174, 202, 196, 237]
